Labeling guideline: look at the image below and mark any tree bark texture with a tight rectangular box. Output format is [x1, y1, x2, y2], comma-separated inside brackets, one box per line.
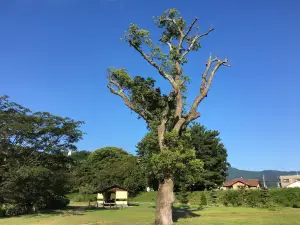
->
[155, 177, 175, 225]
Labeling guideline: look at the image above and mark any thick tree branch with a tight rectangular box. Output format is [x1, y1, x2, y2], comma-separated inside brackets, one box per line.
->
[186, 57, 229, 123]
[129, 40, 184, 126]
[166, 42, 173, 51]
[174, 56, 229, 131]
[182, 18, 198, 43]
[107, 78, 150, 122]
[180, 27, 215, 61]
[128, 40, 177, 89]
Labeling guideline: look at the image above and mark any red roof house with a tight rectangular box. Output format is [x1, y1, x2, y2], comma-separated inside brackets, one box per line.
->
[222, 178, 261, 190]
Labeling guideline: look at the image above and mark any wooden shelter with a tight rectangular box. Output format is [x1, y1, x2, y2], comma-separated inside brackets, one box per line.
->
[94, 185, 128, 208]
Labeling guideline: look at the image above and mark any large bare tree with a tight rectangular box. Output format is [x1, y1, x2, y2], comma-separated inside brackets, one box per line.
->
[107, 9, 229, 225]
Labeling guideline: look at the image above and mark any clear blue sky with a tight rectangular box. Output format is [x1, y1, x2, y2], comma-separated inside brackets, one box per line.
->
[1, 0, 299, 171]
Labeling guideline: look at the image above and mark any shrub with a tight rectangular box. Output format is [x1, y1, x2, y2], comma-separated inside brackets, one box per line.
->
[270, 188, 300, 207]
[3, 204, 28, 216]
[221, 190, 243, 206]
[261, 188, 270, 207]
[46, 196, 70, 209]
[0, 206, 5, 217]
[200, 192, 207, 206]
[210, 189, 217, 205]
[178, 186, 189, 204]
[131, 188, 300, 209]
[67, 193, 96, 202]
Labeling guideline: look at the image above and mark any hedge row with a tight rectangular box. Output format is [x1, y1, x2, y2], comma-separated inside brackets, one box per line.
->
[186, 188, 300, 208]
[67, 188, 300, 209]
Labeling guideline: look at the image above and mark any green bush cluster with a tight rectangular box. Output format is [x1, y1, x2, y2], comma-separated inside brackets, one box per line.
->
[67, 193, 96, 202]
[186, 188, 300, 208]
[270, 188, 300, 208]
[0, 197, 69, 217]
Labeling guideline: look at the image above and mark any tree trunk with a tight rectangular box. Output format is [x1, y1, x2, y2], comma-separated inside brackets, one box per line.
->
[155, 177, 175, 225]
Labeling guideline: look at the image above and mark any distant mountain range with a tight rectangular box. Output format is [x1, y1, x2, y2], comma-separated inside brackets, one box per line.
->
[227, 167, 299, 188]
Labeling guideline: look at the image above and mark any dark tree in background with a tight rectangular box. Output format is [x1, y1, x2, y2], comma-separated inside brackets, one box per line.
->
[190, 123, 230, 190]
[107, 9, 229, 224]
[0, 96, 84, 215]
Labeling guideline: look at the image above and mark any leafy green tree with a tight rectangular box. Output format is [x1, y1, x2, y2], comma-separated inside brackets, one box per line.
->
[71, 150, 91, 163]
[177, 186, 189, 204]
[107, 9, 229, 224]
[190, 123, 230, 190]
[210, 189, 217, 205]
[200, 192, 207, 206]
[0, 96, 83, 214]
[73, 147, 147, 195]
[137, 123, 229, 191]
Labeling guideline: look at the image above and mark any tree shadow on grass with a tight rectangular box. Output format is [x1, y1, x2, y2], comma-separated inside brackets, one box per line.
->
[172, 207, 201, 222]
[147, 205, 202, 222]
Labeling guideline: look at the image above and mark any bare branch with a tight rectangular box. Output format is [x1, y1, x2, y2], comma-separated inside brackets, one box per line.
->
[182, 18, 198, 42]
[166, 42, 173, 51]
[180, 27, 215, 61]
[107, 77, 150, 122]
[182, 56, 229, 126]
[128, 40, 177, 90]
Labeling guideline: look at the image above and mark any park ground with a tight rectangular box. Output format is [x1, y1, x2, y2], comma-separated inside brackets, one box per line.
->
[1, 201, 300, 225]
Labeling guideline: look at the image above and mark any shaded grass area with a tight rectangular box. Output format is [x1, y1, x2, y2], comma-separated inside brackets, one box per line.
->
[1, 202, 300, 225]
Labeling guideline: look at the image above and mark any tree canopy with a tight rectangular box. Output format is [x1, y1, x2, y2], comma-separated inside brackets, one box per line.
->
[137, 122, 229, 191]
[0, 96, 84, 215]
[71, 147, 147, 195]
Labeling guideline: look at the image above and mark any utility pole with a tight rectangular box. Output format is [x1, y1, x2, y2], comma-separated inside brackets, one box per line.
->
[263, 174, 267, 189]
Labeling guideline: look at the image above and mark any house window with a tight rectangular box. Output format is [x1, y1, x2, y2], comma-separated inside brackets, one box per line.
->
[237, 185, 245, 189]
[283, 179, 289, 183]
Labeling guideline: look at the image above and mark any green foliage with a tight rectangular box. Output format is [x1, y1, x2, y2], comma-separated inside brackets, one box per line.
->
[70, 150, 91, 164]
[124, 23, 152, 48]
[71, 147, 147, 195]
[131, 189, 300, 209]
[0, 96, 83, 215]
[261, 188, 270, 207]
[137, 123, 228, 191]
[200, 192, 207, 206]
[221, 190, 242, 206]
[210, 189, 217, 205]
[147, 131, 203, 184]
[190, 123, 229, 190]
[67, 193, 96, 202]
[107, 68, 172, 124]
[177, 186, 189, 204]
[270, 188, 300, 208]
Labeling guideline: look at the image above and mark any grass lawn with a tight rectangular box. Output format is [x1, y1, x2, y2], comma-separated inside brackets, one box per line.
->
[0, 202, 300, 225]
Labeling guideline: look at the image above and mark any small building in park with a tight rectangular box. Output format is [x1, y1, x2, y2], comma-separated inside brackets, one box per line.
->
[94, 185, 128, 208]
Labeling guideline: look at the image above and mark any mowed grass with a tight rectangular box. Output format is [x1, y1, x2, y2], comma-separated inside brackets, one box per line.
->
[0, 202, 300, 225]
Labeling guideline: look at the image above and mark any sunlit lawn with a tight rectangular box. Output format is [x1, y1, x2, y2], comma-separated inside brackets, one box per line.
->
[0, 202, 300, 225]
